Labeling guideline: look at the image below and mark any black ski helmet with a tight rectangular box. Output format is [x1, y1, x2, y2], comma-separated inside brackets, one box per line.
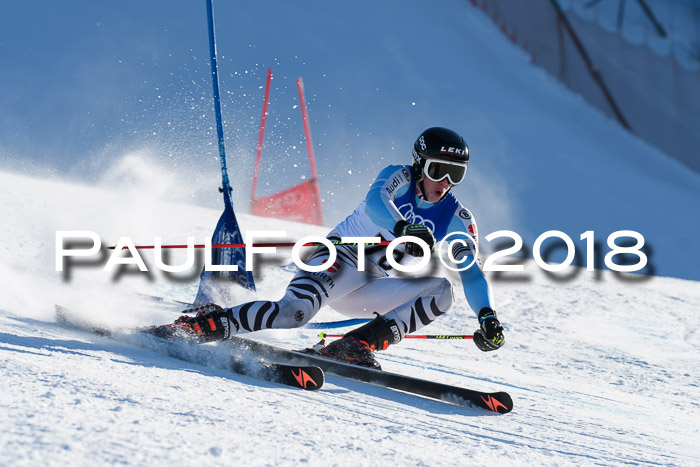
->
[412, 127, 469, 184]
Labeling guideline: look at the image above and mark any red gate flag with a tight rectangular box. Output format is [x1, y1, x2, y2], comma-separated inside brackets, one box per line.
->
[250, 179, 322, 224]
[250, 69, 324, 226]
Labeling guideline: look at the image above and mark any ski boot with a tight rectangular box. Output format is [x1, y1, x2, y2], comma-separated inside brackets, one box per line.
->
[145, 303, 236, 343]
[307, 315, 403, 370]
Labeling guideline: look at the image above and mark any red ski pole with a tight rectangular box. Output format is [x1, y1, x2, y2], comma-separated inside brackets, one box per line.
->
[109, 240, 393, 250]
[318, 332, 473, 340]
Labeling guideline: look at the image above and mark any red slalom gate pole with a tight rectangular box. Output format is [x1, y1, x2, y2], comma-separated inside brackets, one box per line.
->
[251, 68, 273, 202]
[318, 332, 473, 340]
[296, 76, 324, 225]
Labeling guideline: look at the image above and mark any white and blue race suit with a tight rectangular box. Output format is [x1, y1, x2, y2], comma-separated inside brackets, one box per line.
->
[226, 165, 494, 340]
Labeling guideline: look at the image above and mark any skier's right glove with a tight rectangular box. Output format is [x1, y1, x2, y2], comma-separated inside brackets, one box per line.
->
[473, 307, 505, 352]
[393, 220, 436, 257]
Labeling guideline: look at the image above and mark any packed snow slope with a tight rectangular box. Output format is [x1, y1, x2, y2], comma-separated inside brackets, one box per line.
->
[1, 169, 699, 466]
[1, 0, 700, 464]
[2, 0, 700, 280]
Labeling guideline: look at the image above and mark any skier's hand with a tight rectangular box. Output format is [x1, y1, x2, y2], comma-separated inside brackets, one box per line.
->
[393, 220, 436, 257]
[473, 307, 504, 351]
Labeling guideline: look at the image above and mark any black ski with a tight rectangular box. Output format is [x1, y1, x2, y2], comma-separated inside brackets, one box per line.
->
[55, 306, 324, 391]
[225, 336, 513, 413]
[56, 305, 511, 412]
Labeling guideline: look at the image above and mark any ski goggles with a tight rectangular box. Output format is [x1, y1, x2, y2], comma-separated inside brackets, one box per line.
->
[423, 158, 468, 185]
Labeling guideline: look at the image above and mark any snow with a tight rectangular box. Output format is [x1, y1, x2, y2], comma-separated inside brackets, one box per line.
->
[1, 0, 700, 464]
[1, 170, 699, 465]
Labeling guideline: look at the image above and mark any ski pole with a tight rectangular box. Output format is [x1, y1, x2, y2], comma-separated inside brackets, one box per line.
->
[318, 332, 473, 340]
[109, 241, 393, 250]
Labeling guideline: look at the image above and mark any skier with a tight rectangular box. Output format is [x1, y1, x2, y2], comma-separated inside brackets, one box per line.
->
[156, 127, 505, 369]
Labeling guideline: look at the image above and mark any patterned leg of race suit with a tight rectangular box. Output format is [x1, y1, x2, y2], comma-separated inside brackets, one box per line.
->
[225, 231, 454, 340]
[329, 275, 454, 340]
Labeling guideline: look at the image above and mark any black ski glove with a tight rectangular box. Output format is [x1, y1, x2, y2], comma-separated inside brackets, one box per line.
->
[393, 220, 436, 257]
[473, 307, 505, 352]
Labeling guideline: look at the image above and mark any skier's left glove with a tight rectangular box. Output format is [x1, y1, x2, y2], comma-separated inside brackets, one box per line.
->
[393, 220, 436, 257]
[473, 307, 505, 352]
